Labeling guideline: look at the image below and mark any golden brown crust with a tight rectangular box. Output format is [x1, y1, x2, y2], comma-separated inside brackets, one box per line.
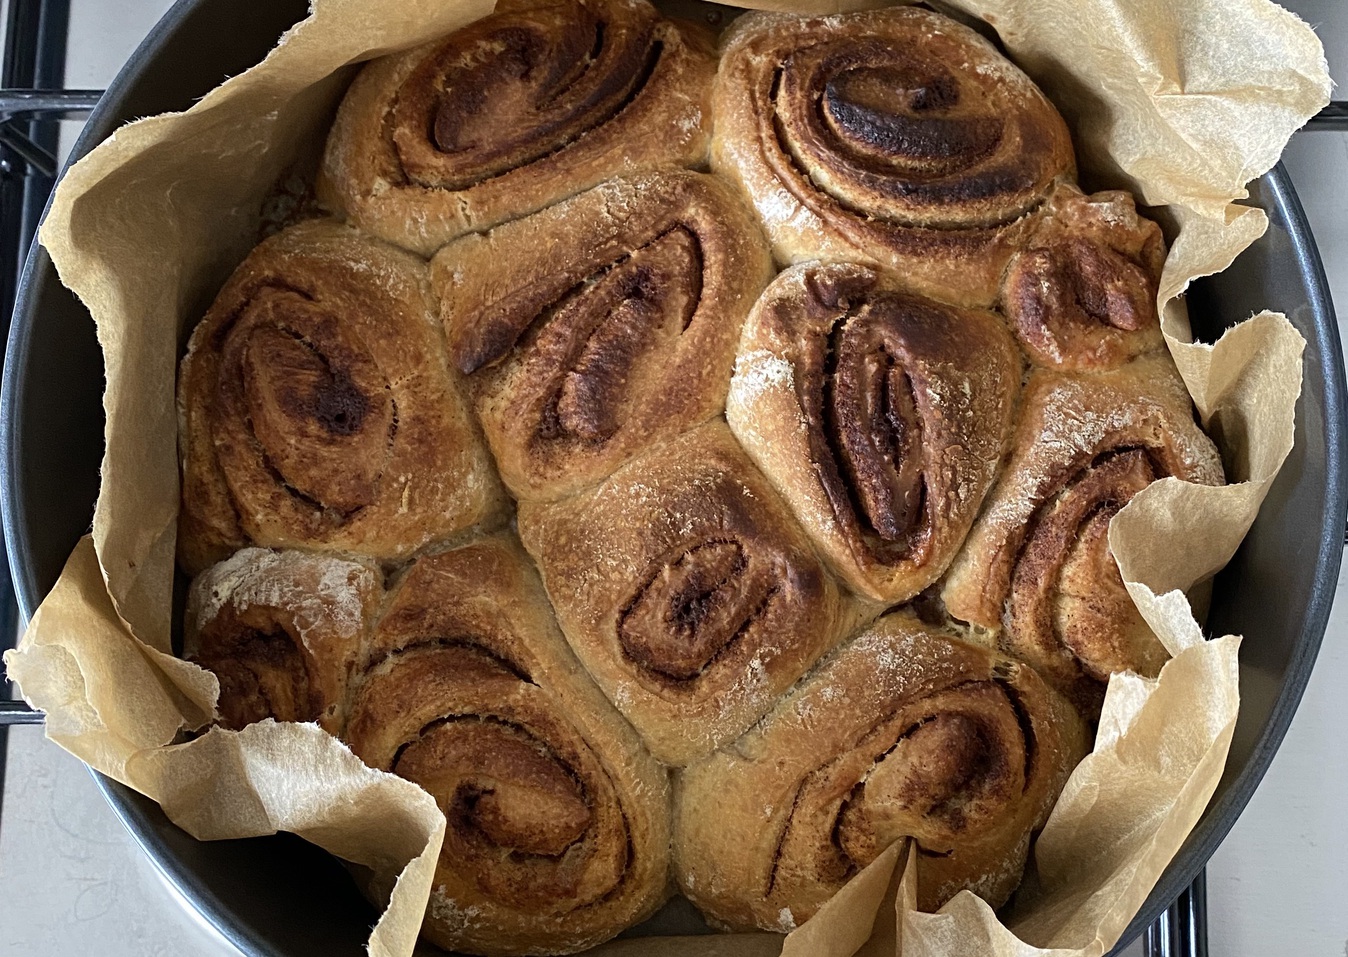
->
[673, 609, 1087, 930]
[342, 535, 671, 957]
[1001, 184, 1167, 370]
[185, 548, 382, 733]
[711, 7, 1076, 307]
[728, 262, 1021, 602]
[317, 0, 715, 256]
[176, 219, 505, 575]
[431, 170, 775, 502]
[942, 356, 1225, 710]
[173, 6, 1231, 947]
[518, 421, 862, 766]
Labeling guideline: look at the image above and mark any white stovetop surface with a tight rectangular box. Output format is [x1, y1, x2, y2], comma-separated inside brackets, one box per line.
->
[3, 1, 1348, 955]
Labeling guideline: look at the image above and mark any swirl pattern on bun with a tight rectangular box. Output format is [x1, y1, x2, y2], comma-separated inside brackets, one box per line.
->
[318, 0, 715, 255]
[177, 220, 504, 575]
[711, 6, 1075, 306]
[432, 170, 773, 502]
[942, 357, 1225, 709]
[1001, 184, 1167, 370]
[519, 421, 860, 766]
[674, 609, 1087, 928]
[728, 262, 1021, 603]
[343, 536, 672, 957]
[185, 548, 381, 733]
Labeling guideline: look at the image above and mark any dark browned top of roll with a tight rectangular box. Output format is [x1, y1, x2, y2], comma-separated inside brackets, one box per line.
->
[768, 35, 1062, 229]
[176, 219, 502, 575]
[401, 0, 692, 186]
[712, 7, 1076, 305]
[214, 286, 395, 515]
[728, 262, 1020, 603]
[342, 537, 670, 955]
[317, 0, 715, 255]
[431, 171, 773, 503]
[1001, 186, 1167, 370]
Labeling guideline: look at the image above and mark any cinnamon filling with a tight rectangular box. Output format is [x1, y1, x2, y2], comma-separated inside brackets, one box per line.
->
[1007, 447, 1165, 688]
[827, 312, 927, 544]
[822, 64, 1001, 172]
[392, 2, 663, 190]
[396, 715, 598, 906]
[763, 35, 1056, 232]
[193, 626, 314, 731]
[769, 681, 1029, 891]
[837, 713, 997, 858]
[1007, 237, 1157, 357]
[617, 540, 777, 682]
[798, 276, 939, 563]
[223, 286, 396, 519]
[530, 227, 702, 445]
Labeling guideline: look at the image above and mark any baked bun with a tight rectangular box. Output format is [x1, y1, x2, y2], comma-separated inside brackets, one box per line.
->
[343, 536, 672, 956]
[432, 170, 773, 502]
[728, 261, 1021, 602]
[519, 421, 861, 766]
[711, 6, 1075, 307]
[318, 0, 715, 255]
[674, 609, 1087, 928]
[177, 219, 504, 575]
[1001, 184, 1167, 370]
[942, 356, 1225, 710]
[185, 548, 381, 733]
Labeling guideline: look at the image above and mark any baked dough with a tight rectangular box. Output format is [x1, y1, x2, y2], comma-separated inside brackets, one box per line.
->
[432, 170, 773, 502]
[317, 0, 715, 255]
[711, 6, 1076, 307]
[177, 218, 505, 574]
[728, 261, 1021, 602]
[343, 536, 672, 956]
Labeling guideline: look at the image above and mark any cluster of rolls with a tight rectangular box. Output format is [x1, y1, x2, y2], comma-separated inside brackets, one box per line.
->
[175, 0, 1226, 954]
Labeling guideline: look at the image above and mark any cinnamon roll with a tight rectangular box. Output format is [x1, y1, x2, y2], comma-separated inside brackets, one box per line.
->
[517, 421, 859, 766]
[317, 0, 715, 256]
[674, 609, 1086, 929]
[1001, 184, 1167, 370]
[185, 548, 381, 733]
[712, 7, 1076, 307]
[728, 262, 1021, 603]
[431, 170, 774, 502]
[343, 535, 670, 957]
[942, 356, 1225, 711]
[177, 219, 504, 575]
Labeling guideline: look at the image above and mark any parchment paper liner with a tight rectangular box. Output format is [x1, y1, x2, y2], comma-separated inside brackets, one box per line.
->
[1, 0, 1327, 954]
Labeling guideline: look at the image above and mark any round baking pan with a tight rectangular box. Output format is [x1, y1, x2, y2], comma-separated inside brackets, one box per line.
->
[3, 1, 1345, 954]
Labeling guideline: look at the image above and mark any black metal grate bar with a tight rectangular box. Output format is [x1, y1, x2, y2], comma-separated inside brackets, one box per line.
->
[0, 88, 99, 119]
[0, 700, 43, 725]
[1143, 871, 1209, 957]
[0, 124, 56, 178]
[0, 0, 72, 828]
